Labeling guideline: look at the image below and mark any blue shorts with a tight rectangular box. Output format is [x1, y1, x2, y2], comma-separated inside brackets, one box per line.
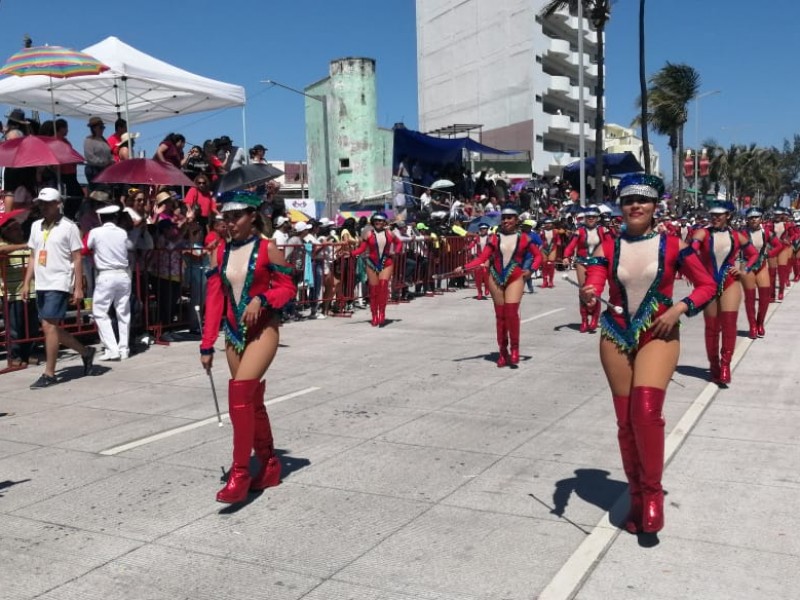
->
[36, 290, 70, 321]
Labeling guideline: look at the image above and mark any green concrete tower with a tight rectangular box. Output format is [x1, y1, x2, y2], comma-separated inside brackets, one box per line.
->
[306, 57, 389, 216]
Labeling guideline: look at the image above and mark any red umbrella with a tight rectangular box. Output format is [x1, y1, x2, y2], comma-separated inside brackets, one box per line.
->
[0, 135, 85, 167]
[92, 158, 194, 187]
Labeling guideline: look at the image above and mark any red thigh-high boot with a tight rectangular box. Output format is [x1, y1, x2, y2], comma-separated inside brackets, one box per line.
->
[778, 264, 789, 301]
[378, 279, 390, 325]
[613, 394, 642, 534]
[251, 380, 281, 491]
[744, 288, 757, 339]
[579, 302, 589, 333]
[494, 303, 509, 367]
[369, 284, 379, 326]
[546, 262, 554, 288]
[768, 266, 777, 302]
[630, 386, 666, 533]
[504, 302, 521, 365]
[217, 379, 257, 503]
[704, 315, 721, 384]
[756, 286, 771, 338]
[589, 301, 601, 333]
[719, 311, 738, 385]
[794, 257, 800, 282]
[475, 267, 485, 299]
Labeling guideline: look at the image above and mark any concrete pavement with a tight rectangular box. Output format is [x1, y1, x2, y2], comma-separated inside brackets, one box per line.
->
[1, 277, 798, 599]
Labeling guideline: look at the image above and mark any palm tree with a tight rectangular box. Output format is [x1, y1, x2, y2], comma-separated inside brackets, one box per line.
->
[710, 144, 782, 208]
[540, 0, 611, 203]
[639, 0, 650, 174]
[635, 62, 700, 214]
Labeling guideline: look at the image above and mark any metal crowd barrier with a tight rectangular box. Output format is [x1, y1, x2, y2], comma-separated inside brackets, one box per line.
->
[0, 236, 479, 374]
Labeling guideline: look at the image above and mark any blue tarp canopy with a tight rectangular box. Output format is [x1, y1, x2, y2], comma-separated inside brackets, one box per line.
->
[393, 128, 520, 171]
[562, 152, 644, 180]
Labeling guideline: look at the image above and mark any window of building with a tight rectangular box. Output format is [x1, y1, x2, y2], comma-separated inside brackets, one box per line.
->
[339, 158, 351, 171]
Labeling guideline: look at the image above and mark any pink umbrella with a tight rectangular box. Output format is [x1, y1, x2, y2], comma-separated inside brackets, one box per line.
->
[0, 135, 85, 167]
[92, 158, 194, 187]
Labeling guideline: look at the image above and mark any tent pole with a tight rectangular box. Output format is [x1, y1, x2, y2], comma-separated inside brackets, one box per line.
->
[122, 76, 132, 158]
[241, 106, 248, 165]
[49, 76, 63, 194]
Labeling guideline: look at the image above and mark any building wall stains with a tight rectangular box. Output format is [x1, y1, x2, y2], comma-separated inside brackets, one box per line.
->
[305, 57, 392, 214]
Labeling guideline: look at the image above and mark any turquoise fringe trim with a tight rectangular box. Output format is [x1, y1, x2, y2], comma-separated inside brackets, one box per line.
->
[581, 256, 608, 267]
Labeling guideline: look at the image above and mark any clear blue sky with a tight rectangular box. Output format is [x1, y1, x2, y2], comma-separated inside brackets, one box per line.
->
[1, 0, 796, 177]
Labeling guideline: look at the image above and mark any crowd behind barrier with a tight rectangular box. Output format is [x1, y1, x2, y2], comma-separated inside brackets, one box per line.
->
[0, 235, 492, 373]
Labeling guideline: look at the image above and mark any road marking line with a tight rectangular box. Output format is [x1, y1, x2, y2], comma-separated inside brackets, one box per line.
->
[99, 386, 320, 456]
[538, 307, 771, 599]
[522, 308, 565, 324]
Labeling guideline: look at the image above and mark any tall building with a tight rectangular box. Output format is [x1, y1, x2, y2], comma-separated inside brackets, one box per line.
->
[416, 0, 601, 178]
[604, 123, 660, 177]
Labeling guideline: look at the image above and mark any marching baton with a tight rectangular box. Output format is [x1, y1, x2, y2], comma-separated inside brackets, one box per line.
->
[561, 275, 624, 315]
[433, 267, 476, 280]
[194, 305, 223, 427]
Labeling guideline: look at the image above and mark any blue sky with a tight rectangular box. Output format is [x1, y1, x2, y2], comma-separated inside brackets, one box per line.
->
[0, 0, 796, 177]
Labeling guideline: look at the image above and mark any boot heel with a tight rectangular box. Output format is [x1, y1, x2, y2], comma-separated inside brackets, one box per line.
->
[250, 456, 282, 490]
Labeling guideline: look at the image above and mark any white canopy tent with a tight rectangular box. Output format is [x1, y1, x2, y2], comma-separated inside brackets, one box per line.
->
[0, 36, 246, 130]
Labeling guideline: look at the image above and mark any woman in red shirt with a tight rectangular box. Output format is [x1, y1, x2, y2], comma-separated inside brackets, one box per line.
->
[183, 175, 218, 226]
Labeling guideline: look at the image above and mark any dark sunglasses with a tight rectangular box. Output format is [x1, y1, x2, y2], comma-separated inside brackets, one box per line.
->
[501, 215, 517, 220]
[196, 180, 208, 185]
[620, 196, 655, 207]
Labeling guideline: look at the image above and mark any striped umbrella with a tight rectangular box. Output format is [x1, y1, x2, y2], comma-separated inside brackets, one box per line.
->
[0, 45, 109, 79]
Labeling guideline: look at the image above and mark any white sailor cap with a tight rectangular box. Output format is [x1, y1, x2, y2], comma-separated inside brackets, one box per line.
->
[97, 205, 121, 216]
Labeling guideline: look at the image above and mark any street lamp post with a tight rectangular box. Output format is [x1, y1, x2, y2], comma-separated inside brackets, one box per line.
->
[693, 90, 721, 208]
[262, 79, 333, 218]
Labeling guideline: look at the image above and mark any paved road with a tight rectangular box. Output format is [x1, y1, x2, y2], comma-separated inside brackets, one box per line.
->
[1, 277, 798, 599]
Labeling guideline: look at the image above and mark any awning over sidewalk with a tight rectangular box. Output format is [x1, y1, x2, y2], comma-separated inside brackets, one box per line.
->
[393, 128, 520, 171]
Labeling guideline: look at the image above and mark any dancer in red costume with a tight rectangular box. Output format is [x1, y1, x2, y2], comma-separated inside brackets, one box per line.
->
[455, 206, 542, 367]
[563, 205, 611, 332]
[740, 207, 782, 339]
[792, 216, 800, 283]
[765, 208, 798, 301]
[580, 174, 716, 534]
[349, 212, 402, 326]
[538, 217, 562, 288]
[200, 192, 296, 504]
[691, 201, 758, 385]
[467, 222, 491, 299]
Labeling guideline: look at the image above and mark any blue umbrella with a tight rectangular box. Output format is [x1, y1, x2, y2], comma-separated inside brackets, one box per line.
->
[467, 215, 500, 233]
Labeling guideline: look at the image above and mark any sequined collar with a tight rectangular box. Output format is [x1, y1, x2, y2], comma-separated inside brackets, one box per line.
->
[621, 229, 659, 242]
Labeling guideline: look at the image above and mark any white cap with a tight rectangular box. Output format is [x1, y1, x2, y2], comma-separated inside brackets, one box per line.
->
[294, 222, 311, 232]
[275, 216, 288, 226]
[97, 205, 121, 215]
[318, 217, 332, 226]
[36, 188, 61, 202]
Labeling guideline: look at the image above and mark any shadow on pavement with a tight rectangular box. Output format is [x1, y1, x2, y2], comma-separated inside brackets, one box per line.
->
[0, 478, 32, 498]
[675, 364, 711, 382]
[551, 468, 628, 524]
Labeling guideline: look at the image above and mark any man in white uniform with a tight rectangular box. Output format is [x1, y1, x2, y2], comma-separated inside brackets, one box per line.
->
[22, 188, 95, 388]
[87, 205, 133, 360]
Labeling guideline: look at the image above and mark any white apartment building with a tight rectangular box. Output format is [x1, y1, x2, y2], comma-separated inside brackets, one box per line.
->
[603, 123, 660, 177]
[416, 0, 600, 178]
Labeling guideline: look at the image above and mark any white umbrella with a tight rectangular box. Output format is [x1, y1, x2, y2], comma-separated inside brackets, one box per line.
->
[430, 179, 455, 190]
